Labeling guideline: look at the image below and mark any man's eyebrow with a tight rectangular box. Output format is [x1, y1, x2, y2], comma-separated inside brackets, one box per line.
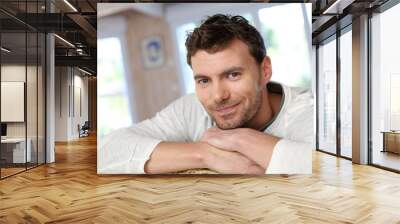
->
[220, 66, 244, 76]
[194, 66, 244, 80]
[194, 74, 209, 81]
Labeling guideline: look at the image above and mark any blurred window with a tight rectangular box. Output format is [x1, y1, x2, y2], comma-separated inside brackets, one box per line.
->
[98, 37, 132, 138]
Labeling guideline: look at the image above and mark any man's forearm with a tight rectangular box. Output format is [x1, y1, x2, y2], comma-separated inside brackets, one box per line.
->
[143, 140, 265, 174]
[144, 141, 208, 174]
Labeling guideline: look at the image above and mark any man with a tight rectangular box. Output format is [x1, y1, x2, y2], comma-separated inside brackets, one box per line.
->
[99, 14, 314, 175]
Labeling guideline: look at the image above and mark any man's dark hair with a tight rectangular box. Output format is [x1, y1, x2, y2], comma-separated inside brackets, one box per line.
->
[185, 14, 266, 67]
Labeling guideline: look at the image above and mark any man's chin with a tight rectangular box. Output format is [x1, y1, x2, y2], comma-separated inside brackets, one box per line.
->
[214, 118, 242, 130]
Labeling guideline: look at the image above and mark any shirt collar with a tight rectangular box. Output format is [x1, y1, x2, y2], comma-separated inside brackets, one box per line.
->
[258, 81, 286, 131]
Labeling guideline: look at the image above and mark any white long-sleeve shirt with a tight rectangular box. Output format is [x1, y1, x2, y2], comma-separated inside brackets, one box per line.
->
[98, 82, 314, 174]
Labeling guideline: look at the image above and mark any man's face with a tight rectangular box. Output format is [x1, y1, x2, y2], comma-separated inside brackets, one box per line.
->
[191, 39, 268, 129]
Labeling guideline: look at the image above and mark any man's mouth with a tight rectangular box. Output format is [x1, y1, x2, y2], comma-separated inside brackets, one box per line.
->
[215, 102, 240, 115]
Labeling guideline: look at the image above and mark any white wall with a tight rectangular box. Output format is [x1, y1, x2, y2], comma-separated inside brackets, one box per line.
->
[1, 65, 34, 137]
[1, 63, 46, 163]
[55, 67, 68, 141]
[97, 3, 164, 18]
[1, 66, 26, 135]
[54, 67, 89, 141]
[72, 74, 89, 138]
[165, 3, 275, 26]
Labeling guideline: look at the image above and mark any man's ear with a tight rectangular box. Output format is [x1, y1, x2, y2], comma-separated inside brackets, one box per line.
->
[260, 56, 272, 85]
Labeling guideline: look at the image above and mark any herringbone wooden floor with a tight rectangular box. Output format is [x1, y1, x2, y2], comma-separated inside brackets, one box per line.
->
[1, 134, 400, 224]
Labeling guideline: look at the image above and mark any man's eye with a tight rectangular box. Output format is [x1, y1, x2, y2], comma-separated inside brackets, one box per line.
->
[197, 79, 209, 86]
[228, 72, 240, 80]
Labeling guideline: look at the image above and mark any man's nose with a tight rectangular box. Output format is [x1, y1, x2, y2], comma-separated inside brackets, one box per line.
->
[213, 82, 230, 104]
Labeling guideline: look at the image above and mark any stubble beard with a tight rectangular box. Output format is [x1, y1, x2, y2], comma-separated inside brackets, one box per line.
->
[213, 86, 263, 130]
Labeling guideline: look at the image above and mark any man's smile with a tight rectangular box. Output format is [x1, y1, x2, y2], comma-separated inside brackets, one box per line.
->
[215, 102, 241, 116]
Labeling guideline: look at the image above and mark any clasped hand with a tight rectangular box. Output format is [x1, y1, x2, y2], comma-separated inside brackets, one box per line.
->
[199, 127, 266, 174]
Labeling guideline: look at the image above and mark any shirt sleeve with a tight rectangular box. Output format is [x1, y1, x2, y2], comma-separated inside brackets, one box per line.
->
[265, 139, 312, 174]
[98, 95, 193, 174]
[265, 89, 314, 174]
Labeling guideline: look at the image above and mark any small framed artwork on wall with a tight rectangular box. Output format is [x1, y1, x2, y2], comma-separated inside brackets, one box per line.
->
[141, 35, 164, 69]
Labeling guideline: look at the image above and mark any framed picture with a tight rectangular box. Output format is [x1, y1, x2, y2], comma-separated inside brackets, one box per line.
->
[141, 36, 164, 69]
